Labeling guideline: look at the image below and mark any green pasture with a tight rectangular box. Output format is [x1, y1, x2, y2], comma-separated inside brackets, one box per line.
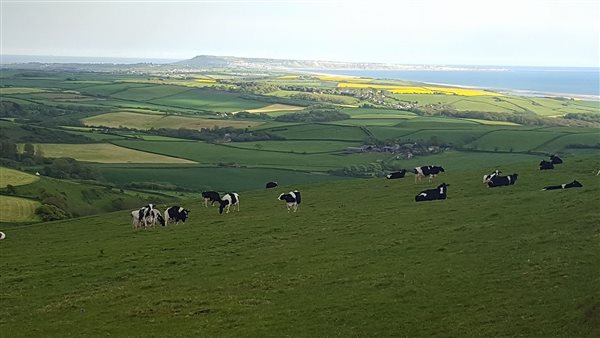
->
[534, 133, 600, 152]
[0, 195, 40, 222]
[82, 112, 262, 130]
[224, 140, 361, 153]
[30, 143, 196, 164]
[263, 123, 369, 141]
[150, 89, 269, 112]
[466, 130, 566, 152]
[98, 165, 350, 192]
[112, 140, 388, 171]
[0, 167, 39, 187]
[1, 156, 598, 336]
[111, 84, 192, 101]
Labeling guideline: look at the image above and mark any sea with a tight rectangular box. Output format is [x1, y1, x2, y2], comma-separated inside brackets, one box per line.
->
[312, 67, 600, 98]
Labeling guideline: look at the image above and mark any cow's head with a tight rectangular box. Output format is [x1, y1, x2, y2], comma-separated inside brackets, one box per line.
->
[182, 209, 190, 221]
[218, 201, 228, 214]
[437, 166, 445, 172]
[571, 180, 583, 187]
[278, 193, 286, 201]
[157, 214, 166, 227]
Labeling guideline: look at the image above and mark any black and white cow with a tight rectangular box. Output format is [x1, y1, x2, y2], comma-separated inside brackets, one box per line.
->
[164, 206, 190, 225]
[539, 160, 554, 170]
[487, 173, 518, 188]
[386, 170, 406, 179]
[202, 191, 221, 207]
[278, 190, 301, 212]
[415, 183, 449, 202]
[483, 170, 501, 184]
[542, 180, 583, 191]
[132, 205, 165, 228]
[413, 165, 445, 183]
[550, 154, 563, 164]
[0, 231, 5, 240]
[219, 193, 240, 214]
[266, 181, 278, 189]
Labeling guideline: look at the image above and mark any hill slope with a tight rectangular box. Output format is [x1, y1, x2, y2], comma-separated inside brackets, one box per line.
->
[1, 156, 599, 337]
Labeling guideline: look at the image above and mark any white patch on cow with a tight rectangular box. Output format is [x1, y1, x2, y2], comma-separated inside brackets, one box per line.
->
[289, 191, 297, 200]
[439, 187, 444, 194]
[386, 174, 392, 179]
[418, 193, 427, 197]
[178, 207, 184, 213]
[0, 231, 6, 240]
[561, 184, 566, 189]
[507, 176, 512, 184]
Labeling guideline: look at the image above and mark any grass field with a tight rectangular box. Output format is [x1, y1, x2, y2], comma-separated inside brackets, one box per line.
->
[1, 156, 598, 336]
[0, 167, 40, 187]
[97, 165, 351, 192]
[0, 195, 40, 222]
[112, 140, 387, 171]
[82, 112, 263, 130]
[30, 143, 197, 164]
[150, 89, 268, 112]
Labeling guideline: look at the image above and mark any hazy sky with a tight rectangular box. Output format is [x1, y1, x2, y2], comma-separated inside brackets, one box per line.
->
[1, 0, 598, 66]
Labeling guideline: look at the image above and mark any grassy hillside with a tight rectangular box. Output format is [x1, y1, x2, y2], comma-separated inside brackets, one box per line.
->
[0, 167, 40, 187]
[0, 195, 40, 222]
[1, 155, 599, 337]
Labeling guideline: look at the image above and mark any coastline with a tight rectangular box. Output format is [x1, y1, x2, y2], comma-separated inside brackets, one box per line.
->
[301, 70, 600, 101]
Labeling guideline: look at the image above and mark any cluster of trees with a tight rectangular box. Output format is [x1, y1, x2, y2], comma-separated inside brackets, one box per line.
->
[234, 82, 279, 95]
[329, 161, 409, 178]
[234, 111, 273, 120]
[563, 112, 600, 124]
[289, 92, 349, 105]
[409, 104, 599, 127]
[1, 124, 94, 144]
[275, 109, 350, 123]
[0, 141, 101, 180]
[149, 126, 284, 143]
[0, 100, 105, 126]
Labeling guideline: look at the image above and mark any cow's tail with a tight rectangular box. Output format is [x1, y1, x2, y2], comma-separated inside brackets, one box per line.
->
[294, 190, 301, 204]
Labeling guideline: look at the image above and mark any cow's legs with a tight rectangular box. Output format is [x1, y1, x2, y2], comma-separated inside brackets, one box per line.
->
[293, 203, 298, 212]
[236, 202, 240, 212]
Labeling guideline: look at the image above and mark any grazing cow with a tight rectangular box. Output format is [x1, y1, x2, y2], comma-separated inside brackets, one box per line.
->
[202, 191, 221, 207]
[386, 170, 406, 179]
[550, 154, 563, 164]
[164, 206, 190, 225]
[483, 170, 501, 184]
[278, 190, 302, 212]
[219, 193, 240, 214]
[132, 207, 165, 228]
[539, 160, 554, 170]
[542, 180, 583, 191]
[266, 181, 278, 189]
[487, 173, 518, 188]
[415, 183, 449, 202]
[413, 165, 445, 183]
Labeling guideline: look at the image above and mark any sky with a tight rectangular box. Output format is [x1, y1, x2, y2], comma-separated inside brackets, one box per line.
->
[1, 0, 598, 67]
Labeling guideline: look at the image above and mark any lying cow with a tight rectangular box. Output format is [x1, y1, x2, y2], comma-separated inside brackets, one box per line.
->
[415, 183, 449, 202]
[483, 170, 501, 184]
[540, 160, 554, 170]
[386, 170, 406, 179]
[487, 173, 518, 188]
[414, 165, 445, 183]
[219, 193, 240, 214]
[279, 190, 302, 212]
[542, 180, 583, 191]
[550, 154, 563, 164]
[164, 206, 190, 225]
[202, 191, 221, 207]
[266, 181, 278, 189]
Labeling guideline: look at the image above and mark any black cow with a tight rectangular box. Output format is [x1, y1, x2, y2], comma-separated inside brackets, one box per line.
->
[414, 165, 445, 183]
[278, 190, 301, 212]
[540, 160, 554, 170]
[219, 193, 240, 214]
[550, 154, 563, 164]
[202, 191, 221, 207]
[487, 173, 518, 188]
[386, 170, 406, 179]
[483, 170, 501, 184]
[266, 181, 278, 189]
[164, 206, 190, 225]
[542, 180, 583, 191]
[415, 183, 449, 202]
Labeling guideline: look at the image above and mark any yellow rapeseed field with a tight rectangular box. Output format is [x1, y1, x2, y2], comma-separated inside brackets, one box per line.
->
[277, 75, 301, 79]
[195, 79, 217, 83]
[337, 82, 502, 96]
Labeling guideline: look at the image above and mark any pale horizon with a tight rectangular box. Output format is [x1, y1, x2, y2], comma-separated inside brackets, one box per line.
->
[1, 0, 599, 67]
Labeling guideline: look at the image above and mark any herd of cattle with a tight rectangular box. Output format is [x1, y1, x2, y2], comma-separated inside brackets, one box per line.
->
[130, 154, 587, 228]
[131, 186, 302, 229]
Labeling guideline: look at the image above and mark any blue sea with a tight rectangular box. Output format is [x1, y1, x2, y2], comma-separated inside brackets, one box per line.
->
[316, 67, 600, 97]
